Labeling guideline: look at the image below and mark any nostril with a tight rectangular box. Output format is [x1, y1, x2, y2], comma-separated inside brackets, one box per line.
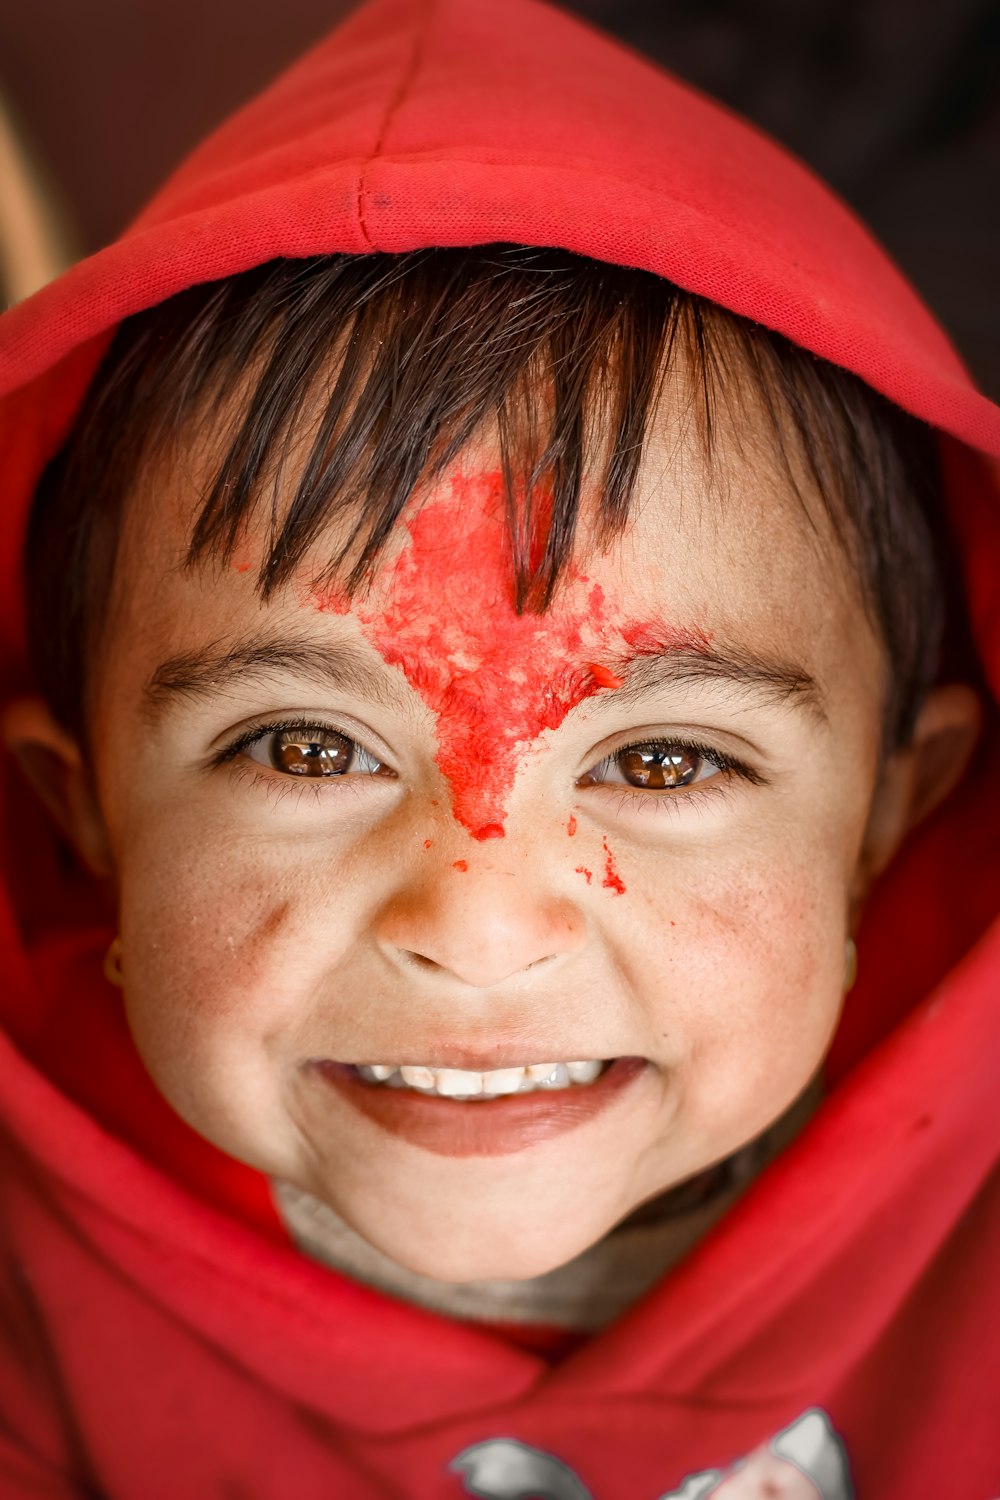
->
[378, 889, 586, 988]
[403, 951, 445, 972]
[397, 946, 556, 982]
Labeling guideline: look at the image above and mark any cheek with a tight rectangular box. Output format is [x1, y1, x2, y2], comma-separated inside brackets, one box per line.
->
[114, 835, 334, 1099]
[629, 852, 846, 1095]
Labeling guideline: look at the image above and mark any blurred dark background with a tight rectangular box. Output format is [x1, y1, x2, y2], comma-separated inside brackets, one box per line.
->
[2, 0, 997, 394]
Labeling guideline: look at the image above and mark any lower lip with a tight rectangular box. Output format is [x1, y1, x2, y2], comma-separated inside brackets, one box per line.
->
[312, 1057, 649, 1158]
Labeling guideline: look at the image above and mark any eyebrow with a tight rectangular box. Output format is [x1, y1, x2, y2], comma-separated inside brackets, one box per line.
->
[605, 647, 828, 724]
[143, 629, 826, 726]
[142, 634, 414, 720]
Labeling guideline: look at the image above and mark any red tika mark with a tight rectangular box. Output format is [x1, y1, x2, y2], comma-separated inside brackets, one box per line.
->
[452, 859, 469, 872]
[601, 837, 626, 896]
[566, 814, 577, 837]
[587, 661, 623, 690]
[471, 823, 505, 842]
[307, 472, 709, 840]
[575, 866, 593, 885]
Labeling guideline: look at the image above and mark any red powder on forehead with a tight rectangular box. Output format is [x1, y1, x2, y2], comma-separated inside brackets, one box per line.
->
[575, 866, 593, 885]
[309, 471, 706, 838]
[601, 837, 626, 896]
[588, 662, 623, 690]
[452, 859, 469, 872]
[620, 620, 708, 655]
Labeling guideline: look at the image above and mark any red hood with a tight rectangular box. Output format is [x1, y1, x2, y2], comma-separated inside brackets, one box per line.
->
[1, 2, 999, 1495]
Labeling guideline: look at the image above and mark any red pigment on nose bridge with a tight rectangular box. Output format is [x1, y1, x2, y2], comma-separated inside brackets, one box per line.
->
[309, 472, 707, 838]
[472, 822, 505, 842]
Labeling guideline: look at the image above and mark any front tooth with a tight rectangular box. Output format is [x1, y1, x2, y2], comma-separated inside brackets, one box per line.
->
[481, 1066, 527, 1095]
[368, 1064, 395, 1081]
[567, 1060, 602, 1083]
[400, 1065, 436, 1089]
[434, 1068, 483, 1096]
[538, 1062, 571, 1089]
[526, 1062, 561, 1083]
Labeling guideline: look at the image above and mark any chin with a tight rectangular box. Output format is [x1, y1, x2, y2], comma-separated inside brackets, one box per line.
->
[350, 1202, 600, 1285]
[391, 1242, 582, 1285]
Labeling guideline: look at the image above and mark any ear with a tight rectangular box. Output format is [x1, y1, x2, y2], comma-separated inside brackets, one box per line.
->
[2, 696, 113, 877]
[853, 684, 982, 900]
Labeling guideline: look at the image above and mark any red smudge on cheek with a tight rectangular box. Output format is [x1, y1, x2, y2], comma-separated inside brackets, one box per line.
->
[601, 837, 626, 896]
[452, 859, 468, 872]
[566, 814, 577, 837]
[308, 471, 708, 839]
[575, 866, 593, 885]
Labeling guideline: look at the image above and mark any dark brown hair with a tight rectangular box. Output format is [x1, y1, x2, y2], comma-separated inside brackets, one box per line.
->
[26, 245, 945, 747]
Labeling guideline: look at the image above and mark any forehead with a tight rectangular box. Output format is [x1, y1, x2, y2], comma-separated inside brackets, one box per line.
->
[110, 377, 880, 707]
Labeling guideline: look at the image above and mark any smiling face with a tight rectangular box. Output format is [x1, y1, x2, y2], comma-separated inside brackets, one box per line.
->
[58, 373, 901, 1286]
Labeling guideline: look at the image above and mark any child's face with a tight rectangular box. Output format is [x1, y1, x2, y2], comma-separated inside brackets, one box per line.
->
[80, 390, 891, 1283]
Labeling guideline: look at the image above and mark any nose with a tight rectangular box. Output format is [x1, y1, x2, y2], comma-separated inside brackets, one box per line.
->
[374, 861, 587, 989]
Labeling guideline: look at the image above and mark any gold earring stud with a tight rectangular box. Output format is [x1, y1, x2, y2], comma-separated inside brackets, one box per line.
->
[103, 936, 124, 988]
[844, 937, 858, 992]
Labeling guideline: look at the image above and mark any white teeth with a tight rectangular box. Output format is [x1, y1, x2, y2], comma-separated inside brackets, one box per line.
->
[355, 1058, 608, 1099]
[433, 1068, 484, 1097]
[485, 1067, 526, 1095]
[566, 1059, 602, 1083]
[399, 1065, 436, 1089]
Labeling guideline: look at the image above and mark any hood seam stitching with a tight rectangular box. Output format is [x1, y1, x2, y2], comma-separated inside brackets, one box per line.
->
[356, 0, 435, 248]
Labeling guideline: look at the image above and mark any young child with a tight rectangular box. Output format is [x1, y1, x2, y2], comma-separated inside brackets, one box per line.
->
[1, 1, 998, 1495]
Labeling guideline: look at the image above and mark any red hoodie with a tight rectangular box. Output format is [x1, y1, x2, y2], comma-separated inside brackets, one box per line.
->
[1, 2, 999, 1496]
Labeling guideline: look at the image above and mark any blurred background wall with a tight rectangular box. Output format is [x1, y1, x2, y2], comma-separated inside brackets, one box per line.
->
[1, 0, 997, 394]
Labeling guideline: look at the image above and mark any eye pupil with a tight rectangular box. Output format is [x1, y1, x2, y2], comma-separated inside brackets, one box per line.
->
[271, 730, 352, 777]
[618, 746, 699, 789]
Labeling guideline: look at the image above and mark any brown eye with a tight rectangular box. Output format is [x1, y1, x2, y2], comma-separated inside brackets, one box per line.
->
[617, 745, 702, 789]
[242, 726, 389, 779]
[270, 729, 354, 777]
[579, 740, 721, 793]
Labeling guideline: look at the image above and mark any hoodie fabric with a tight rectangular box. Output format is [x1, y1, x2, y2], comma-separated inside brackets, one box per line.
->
[2, 1, 1000, 1496]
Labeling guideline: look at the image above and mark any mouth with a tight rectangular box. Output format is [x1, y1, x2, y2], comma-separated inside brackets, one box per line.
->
[311, 1055, 649, 1157]
[356, 1057, 607, 1098]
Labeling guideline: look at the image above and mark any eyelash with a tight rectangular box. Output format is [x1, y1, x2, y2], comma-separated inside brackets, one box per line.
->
[587, 736, 764, 816]
[212, 719, 763, 813]
[211, 717, 386, 798]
